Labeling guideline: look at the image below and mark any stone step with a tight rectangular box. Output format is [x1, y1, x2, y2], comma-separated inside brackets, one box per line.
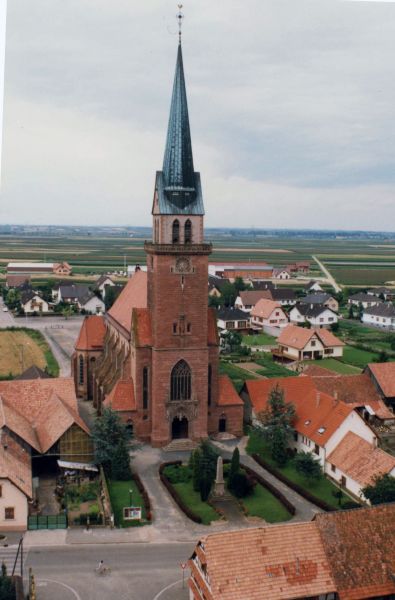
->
[162, 439, 198, 453]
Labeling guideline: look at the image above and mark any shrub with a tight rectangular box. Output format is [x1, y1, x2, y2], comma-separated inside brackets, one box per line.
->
[164, 464, 192, 484]
[294, 452, 322, 481]
[230, 472, 255, 498]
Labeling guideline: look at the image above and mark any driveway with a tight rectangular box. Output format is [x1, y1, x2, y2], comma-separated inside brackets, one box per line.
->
[312, 256, 341, 293]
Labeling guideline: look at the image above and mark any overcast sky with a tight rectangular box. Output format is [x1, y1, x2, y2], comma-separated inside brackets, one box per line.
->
[1, 0, 395, 230]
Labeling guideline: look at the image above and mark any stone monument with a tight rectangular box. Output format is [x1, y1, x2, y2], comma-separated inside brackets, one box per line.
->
[212, 456, 225, 498]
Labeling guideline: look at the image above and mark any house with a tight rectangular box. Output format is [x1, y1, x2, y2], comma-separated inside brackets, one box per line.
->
[326, 431, 395, 502]
[15, 365, 51, 380]
[286, 261, 311, 274]
[272, 267, 291, 280]
[0, 378, 93, 529]
[79, 291, 105, 314]
[54, 284, 105, 313]
[6, 274, 31, 289]
[95, 274, 116, 299]
[209, 262, 273, 281]
[250, 299, 288, 330]
[362, 303, 395, 329]
[289, 303, 338, 328]
[20, 290, 50, 314]
[243, 376, 375, 469]
[7, 262, 54, 275]
[304, 280, 323, 293]
[250, 282, 297, 306]
[216, 307, 250, 333]
[189, 505, 395, 600]
[367, 287, 395, 301]
[275, 324, 344, 361]
[300, 292, 338, 312]
[208, 276, 230, 298]
[53, 262, 72, 276]
[366, 362, 395, 410]
[250, 280, 274, 291]
[348, 292, 382, 309]
[235, 290, 268, 312]
[72, 315, 106, 400]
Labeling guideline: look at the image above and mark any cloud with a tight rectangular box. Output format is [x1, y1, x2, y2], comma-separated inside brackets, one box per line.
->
[1, 0, 395, 229]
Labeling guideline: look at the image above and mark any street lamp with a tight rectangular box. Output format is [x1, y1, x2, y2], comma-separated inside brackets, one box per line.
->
[129, 488, 133, 507]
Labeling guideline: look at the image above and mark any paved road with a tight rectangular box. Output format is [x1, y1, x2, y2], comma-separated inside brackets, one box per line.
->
[312, 256, 341, 293]
[25, 543, 191, 600]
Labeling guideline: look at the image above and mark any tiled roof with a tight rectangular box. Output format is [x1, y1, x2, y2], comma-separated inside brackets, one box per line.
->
[59, 284, 90, 300]
[349, 292, 382, 303]
[292, 303, 334, 318]
[246, 376, 354, 445]
[133, 308, 152, 346]
[104, 379, 136, 412]
[301, 292, 333, 305]
[217, 375, 243, 406]
[95, 274, 114, 287]
[108, 269, 147, 334]
[251, 280, 274, 291]
[75, 315, 106, 351]
[251, 299, 282, 319]
[271, 288, 297, 302]
[302, 364, 336, 377]
[0, 378, 90, 453]
[327, 431, 395, 487]
[315, 504, 395, 599]
[0, 447, 32, 498]
[6, 274, 31, 288]
[364, 303, 395, 318]
[217, 307, 250, 321]
[367, 362, 395, 397]
[311, 373, 394, 420]
[277, 324, 344, 350]
[193, 522, 336, 600]
[15, 365, 51, 380]
[239, 290, 270, 306]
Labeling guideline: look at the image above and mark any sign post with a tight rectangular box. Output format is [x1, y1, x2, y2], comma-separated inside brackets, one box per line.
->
[180, 562, 187, 589]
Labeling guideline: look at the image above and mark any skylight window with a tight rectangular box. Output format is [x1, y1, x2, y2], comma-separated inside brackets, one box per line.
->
[318, 427, 326, 434]
[304, 420, 311, 425]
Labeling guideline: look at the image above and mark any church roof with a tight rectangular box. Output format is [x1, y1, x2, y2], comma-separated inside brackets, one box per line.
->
[154, 42, 204, 216]
[75, 315, 106, 351]
[107, 270, 148, 335]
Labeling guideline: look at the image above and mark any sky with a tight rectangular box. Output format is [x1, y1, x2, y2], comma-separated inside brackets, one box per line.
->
[1, 0, 395, 230]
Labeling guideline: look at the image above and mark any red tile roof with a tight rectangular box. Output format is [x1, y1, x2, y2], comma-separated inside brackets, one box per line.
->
[217, 375, 243, 406]
[104, 379, 136, 412]
[251, 298, 282, 319]
[0, 447, 32, 498]
[278, 325, 344, 350]
[315, 504, 395, 599]
[367, 362, 395, 397]
[108, 269, 147, 334]
[75, 315, 106, 351]
[246, 376, 355, 445]
[192, 522, 336, 600]
[310, 373, 394, 420]
[327, 431, 395, 487]
[239, 290, 270, 306]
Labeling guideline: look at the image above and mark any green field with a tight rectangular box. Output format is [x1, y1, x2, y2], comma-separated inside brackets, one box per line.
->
[219, 361, 258, 392]
[243, 333, 276, 346]
[340, 346, 379, 369]
[241, 482, 292, 523]
[108, 479, 147, 527]
[305, 358, 361, 374]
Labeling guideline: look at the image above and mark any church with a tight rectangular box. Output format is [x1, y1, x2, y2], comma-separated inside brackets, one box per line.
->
[72, 37, 244, 448]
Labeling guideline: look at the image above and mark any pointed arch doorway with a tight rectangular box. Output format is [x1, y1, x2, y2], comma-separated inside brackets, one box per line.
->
[172, 416, 189, 439]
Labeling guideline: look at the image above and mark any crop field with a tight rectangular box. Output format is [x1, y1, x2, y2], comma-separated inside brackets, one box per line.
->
[0, 328, 59, 378]
[0, 233, 394, 285]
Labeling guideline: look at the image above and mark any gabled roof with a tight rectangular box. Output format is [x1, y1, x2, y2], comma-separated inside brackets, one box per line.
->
[0, 447, 32, 499]
[208, 275, 230, 292]
[278, 324, 344, 350]
[251, 298, 282, 319]
[349, 292, 382, 303]
[246, 376, 354, 445]
[291, 303, 335, 318]
[193, 522, 336, 600]
[251, 280, 274, 291]
[304, 280, 322, 290]
[300, 292, 333, 305]
[364, 303, 395, 318]
[327, 431, 395, 488]
[238, 290, 269, 306]
[15, 365, 51, 380]
[96, 274, 114, 287]
[75, 315, 106, 351]
[104, 379, 136, 412]
[217, 375, 243, 406]
[315, 504, 395, 599]
[217, 307, 250, 321]
[271, 288, 297, 302]
[367, 362, 395, 397]
[59, 284, 90, 300]
[21, 290, 43, 305]
[6, 274, 31, 288]
[107, 269, 147, 334]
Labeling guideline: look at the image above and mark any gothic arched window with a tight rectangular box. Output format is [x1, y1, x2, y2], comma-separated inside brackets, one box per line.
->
[184, 219, 192, 244]
[172, 219, 180, 244]
[79, 355, 84, 385]
[170, 360, 191, 401]
[142, 366, 149, 410]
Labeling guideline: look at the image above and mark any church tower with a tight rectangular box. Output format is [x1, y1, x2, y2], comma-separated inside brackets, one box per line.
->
[145, 36, 214, 446]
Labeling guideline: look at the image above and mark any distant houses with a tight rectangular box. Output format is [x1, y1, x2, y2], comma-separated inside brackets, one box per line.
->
[7, 261, 72, 276]
[289, 303, 338, 328]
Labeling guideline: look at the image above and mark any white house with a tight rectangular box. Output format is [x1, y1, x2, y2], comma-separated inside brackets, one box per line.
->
[275, 324, 344, 361]
[216, 307, 250, 333]
[79, 292, 105, 314]
[362, 303, 395, 330]
[272, 268, 291, 280]
[95, 275, 115, 299]
[289, 303, 338, 328]
[21, 290, 50, 314]
[300, 293, 339, 313]
[235, 290, 268, 312]
[348, 293, 382, 309]
[251, 299, 288, 330]
[304, 280, 323, 293]
[0, 449, 32, 531]
[367, 287, 395, 302]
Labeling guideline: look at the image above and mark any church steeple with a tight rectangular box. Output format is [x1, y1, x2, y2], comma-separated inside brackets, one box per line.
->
[162, 42, 195, 193]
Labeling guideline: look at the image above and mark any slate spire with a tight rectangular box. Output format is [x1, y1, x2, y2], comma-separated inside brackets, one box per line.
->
[162, 41, 195, 191]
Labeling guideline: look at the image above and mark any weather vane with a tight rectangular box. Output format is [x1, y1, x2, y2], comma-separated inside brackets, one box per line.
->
[177, 4, 184, 43]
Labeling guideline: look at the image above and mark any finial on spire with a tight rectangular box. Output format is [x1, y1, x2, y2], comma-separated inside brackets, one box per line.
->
[177, 4, 184, 44]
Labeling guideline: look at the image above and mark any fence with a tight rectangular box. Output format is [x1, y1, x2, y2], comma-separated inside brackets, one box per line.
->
[28, 514, 67, 530]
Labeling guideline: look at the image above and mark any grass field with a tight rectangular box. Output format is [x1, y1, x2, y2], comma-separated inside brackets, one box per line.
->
[340, 346, 379, 369]
[219, 361, 257, 392]
[304, 358, 361, 374]
[108, 479, 147, 527]
[254, 355, 295, 378]
[0, 328, 59, 377]
[243, 333, 276, 346]
[241, 482, 292, 523]
[171, 481, 220, 525]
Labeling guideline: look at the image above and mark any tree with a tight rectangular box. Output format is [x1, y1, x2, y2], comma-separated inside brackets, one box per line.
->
[4, 288, 21, 311]
[256, 385, 295, 466]
[362, 474, 395, 505]
[229, 471, 255, 498]
[105, 286, 120, 310]
[376, 351, 389, 363]
[294, 451, 322, 481]
[0, 563, 15, 600]
[330, 322, 339, 333]
[234, 277, 248, 295]
[228, 447, 240, 489]
[223, 330, 242, 353]
[191, 448, 201, 492]
[111, 438, 132, 480]
[221, 282, 237, 307]
[198, 441, 218, 501]
[62, 305, 74, 320]
[348, 304, 355, 319]
[92, 408, 131, 479]
[208, 295, 220, 309]
[358, 302, 364, 321]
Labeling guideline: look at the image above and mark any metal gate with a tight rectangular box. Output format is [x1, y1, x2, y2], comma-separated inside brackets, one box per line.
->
[28, 514, 67, 530]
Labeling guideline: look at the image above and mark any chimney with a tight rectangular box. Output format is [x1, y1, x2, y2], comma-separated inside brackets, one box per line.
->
[316, 391, 321, 407]
[311, 304, 314, 310]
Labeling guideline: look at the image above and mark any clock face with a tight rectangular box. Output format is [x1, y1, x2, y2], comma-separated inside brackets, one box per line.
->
[175, 257, 192, 274]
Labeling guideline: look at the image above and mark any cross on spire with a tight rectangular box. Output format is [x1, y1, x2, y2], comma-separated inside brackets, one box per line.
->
[177, 4, 184, 44]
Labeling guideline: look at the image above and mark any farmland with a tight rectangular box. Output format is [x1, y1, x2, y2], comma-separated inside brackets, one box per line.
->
[0, 328, 59, 378]
[0, 230, 394, 286]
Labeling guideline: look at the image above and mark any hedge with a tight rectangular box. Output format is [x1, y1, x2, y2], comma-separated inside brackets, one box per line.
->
[132, 471, 152, 522]
[252, 453, 336, 512]
[159, 461, 202, 524]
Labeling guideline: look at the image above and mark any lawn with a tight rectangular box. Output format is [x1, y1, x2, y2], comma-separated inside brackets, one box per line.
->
[243, 333, 276, 346]
[0, 328, 59, 377]
[246, 431, 349, 509]
[340, 346, 379, 369]
[241, 482, 292, 523]
[108, 479, 147, 527]
[254, 354, 295, 378]
[219, 360, 257, 392]
[305, 358, 361, 374]
[172, 481, 220, 525]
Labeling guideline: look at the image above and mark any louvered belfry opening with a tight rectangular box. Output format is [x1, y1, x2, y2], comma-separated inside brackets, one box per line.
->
[171, 359, 192, 401]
